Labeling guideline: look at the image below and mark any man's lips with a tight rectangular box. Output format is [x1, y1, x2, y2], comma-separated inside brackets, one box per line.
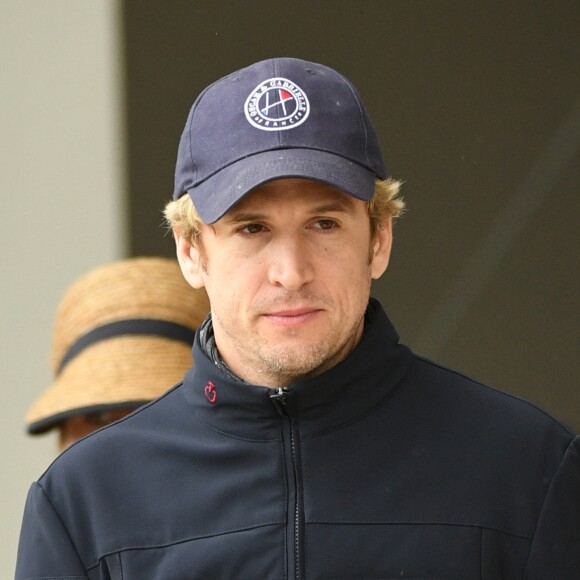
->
[261, 308, 323, 326]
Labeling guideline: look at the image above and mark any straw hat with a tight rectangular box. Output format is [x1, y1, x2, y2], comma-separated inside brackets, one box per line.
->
[26, 257, 210, 434]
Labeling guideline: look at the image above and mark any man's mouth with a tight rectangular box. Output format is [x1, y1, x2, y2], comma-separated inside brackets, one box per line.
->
[262, 308, 323, 326]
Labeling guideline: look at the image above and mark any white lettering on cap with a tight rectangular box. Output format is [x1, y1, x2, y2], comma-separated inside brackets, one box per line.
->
[244, 77, 310, 131]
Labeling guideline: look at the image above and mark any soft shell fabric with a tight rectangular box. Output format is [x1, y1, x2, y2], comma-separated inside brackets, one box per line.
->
[16, 300, 580, 579]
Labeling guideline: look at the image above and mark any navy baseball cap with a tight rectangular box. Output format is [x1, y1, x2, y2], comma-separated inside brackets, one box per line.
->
[173, 57, 387, 224]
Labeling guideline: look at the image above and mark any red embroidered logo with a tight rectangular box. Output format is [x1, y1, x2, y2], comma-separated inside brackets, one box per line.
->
[204, 381, 217, 404]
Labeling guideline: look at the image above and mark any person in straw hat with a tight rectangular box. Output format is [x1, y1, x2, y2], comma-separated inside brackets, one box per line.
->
[25, 256, 210, 451]
[16, 58, 580, 578]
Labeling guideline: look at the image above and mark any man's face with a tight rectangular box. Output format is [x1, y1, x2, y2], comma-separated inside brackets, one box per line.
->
[177, 178, 392, 387]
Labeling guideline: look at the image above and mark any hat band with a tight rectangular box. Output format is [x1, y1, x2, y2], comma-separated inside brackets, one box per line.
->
[57, 319, 196, 375]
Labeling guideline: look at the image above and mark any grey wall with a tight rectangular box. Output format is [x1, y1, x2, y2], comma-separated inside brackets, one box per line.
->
[2, 1, 125, 576]
[122, 0, 579, 428]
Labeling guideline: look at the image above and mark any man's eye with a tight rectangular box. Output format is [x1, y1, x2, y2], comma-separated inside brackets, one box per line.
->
[314, 219, 337, 230]
[240, 223, 265, 234]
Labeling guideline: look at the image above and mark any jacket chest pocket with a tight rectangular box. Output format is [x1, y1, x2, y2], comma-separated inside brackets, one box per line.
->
[306, 523, 530, 579]
[88, 524, 286, 580]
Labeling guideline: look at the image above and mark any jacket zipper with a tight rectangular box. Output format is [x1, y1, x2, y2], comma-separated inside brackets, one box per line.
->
[270, 388, 302, 580]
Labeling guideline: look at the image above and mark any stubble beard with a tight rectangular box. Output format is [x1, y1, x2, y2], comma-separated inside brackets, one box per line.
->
[216, 310, 365, 388]
[257, 330, 360, 386]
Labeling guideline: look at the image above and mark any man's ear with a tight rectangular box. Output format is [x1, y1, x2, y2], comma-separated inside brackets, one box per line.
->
[174, 228, 206, 289]
[370, 218, 393, 280]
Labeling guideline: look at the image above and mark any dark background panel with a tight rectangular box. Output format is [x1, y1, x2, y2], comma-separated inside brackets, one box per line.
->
[121, 0, 580, 429]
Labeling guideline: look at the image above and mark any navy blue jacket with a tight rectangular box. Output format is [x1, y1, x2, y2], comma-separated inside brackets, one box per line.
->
[16, 300, 580, 579]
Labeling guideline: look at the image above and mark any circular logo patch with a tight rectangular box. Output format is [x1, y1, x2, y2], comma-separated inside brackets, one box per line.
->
[244, 77, 310, 131]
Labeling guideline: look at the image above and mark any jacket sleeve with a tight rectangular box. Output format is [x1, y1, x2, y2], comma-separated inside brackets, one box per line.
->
[15, 481, 88, 580]
[524, 435, 580, 579]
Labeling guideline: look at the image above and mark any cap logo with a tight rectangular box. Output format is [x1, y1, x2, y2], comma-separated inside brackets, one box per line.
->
[244, 77, 310, 131]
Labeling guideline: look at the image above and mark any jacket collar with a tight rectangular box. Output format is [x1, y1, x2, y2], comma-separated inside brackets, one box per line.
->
[183, 298, 413, 441]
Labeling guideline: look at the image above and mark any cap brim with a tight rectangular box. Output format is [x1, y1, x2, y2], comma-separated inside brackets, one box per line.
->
[188, 148, 377, 224]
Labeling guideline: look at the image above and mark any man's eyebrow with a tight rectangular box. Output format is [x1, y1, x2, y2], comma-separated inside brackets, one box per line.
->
[222, 198, 357, 225]
[310, 199, 357, 215]
[221, 212, 267, 225]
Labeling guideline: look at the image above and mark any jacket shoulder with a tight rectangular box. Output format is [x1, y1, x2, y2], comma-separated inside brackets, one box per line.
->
[408, 354, 575, 441]
[38, 379, 188, 484]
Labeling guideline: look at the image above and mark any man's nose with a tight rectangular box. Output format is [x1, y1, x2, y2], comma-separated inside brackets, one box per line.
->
[267, 236, 314, 291]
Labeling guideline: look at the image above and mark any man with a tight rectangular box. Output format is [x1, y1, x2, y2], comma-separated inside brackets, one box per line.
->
[25, 257, 210, 450]
[16, 58, 580, 579]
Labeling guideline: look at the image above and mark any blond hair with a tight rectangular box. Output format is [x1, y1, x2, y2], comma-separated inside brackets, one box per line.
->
[164, 177, 405, 243]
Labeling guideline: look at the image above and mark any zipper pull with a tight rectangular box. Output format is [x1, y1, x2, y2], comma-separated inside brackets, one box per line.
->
[270, 387, 289, 416]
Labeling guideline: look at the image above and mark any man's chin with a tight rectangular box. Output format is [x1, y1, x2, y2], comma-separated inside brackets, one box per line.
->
[257, 344, 337, 382]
